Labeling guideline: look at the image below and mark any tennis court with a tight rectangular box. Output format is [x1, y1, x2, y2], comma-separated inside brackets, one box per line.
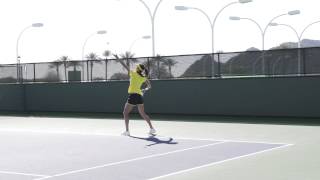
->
[0, 115, 319, 180]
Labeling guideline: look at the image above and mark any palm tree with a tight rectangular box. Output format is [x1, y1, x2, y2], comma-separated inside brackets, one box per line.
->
[47, 62, 59, 82]
[121, 51, 137, 67]
[161, 58, 178, 78]
[114, 51, 138, 78]
[57, 56, 70, 82]
[85, 52, 100, 81]
[149, 54, 170, 79]
[102, 50, 111, 80]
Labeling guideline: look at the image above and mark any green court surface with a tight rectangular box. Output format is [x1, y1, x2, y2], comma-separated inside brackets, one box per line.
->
[0, 114, 319, 180]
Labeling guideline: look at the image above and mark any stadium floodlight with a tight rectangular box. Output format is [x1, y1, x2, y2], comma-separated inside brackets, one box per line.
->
[81, 30, 107, 81]
[259, 10, 300, 74]
[127, 0, 164, 57]
[229, 10, 300, 75]
[142, 35, 151, 39]
[129, 35, 151, 52]
[269, 22, 302, 74]
[269, 22, 278, 26]
[288, 10, 300, 15]
[16, 23, 44, 83]
[115, 0, 162, 57]
[300, 20, 320, 40]
[229, 16, 264, 53]
[174, 6, 190, 11]
[229, 16, 241, 20]
[32, 23, 44, 27]
[17, 23, 45, 61]
[82, 30, 107, 60]
[97, 30, 107, 34]
[175, 1, 252, 77]
[239, 0, 252, 3]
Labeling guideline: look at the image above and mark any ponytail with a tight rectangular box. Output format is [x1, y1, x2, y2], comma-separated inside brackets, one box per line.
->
[136, 64, 148, 77]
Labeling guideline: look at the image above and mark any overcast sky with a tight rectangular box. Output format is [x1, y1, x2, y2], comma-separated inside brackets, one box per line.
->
[0, 0, 319, 64]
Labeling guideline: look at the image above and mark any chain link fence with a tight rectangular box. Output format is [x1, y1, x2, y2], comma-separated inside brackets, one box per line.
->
[1, 47, 320, 83]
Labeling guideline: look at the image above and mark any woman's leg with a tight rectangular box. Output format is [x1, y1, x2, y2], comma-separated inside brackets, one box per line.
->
[123, 103, 134, 132]
[137, 104, 154, 129]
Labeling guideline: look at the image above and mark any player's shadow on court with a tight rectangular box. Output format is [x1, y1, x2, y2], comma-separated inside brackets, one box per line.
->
[129, 135, 178, 147]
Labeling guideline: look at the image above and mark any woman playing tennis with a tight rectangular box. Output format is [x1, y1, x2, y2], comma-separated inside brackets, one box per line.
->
[117, 58, 156, 136]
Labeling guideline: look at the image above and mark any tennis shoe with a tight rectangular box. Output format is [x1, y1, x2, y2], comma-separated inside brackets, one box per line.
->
[149, 128, 156, 135]
[122, 131, 130, 136]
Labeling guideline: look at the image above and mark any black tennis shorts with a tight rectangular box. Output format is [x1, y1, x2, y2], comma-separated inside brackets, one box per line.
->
[127, 93, 144, 105]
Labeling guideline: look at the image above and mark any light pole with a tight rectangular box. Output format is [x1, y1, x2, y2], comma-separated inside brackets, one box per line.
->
[298, 20, 320, 75]
[229, 16, 263, 75]
[175, 0, 252, 77]
[129, 35, 151, 53]
[229, 10, 300, 74]
[269, 23, 301, 74]
[269, 23, 300, 47]
[262, 10, 300, 51]
[269, 20, 320, 75]
[299, 20, 320, 41]
[230, 16, 263, 49]
[262, 10, 300, 75]
[119, 0, 164, 57]
[82, 30, 107, 81]
[82, 30, 107, 60]
[16, 23, 44, 83]
[230, 16, 266, 75]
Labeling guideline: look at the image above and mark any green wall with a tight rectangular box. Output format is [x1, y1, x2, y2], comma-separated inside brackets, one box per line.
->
[1, 76, 320, 117]
[25, 82, 127, 113]
[146, 77, 319, 117]
[0, 84, 25, 111]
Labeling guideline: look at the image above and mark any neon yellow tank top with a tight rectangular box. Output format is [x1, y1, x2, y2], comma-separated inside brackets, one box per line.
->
[128, 71, 146, 95]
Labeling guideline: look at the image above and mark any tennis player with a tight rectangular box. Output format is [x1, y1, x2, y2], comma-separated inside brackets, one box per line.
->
[117, 58, 156, 136]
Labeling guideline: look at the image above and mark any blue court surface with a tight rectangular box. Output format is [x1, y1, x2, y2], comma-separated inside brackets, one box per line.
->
[0, 130, 290, 180]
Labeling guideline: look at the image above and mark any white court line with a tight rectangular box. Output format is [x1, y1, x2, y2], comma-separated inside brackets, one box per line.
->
[173, 136, 294, 146]
[0, 128, 118, 137]
[0, 128, 294, 145]
[0, 170, 49, 178]
[0, 128, 294, 180]
[149, 143, 293, 180]
[33, 141, 226, 180]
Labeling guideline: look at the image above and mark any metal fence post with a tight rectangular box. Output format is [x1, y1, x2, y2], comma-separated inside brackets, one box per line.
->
[33, 63, 36, 82]
[217, 53, 221, 77]
[211, 53, 214, 78]
[105, 59, 108, 81]
[302, 48, 306, 75]
[157, 56, 160, 79]
[146, 57, 150, 79]
[86, 60, 89, 82]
